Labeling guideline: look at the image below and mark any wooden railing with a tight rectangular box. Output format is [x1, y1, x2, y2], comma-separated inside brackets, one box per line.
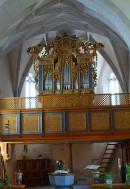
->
[0, 93, 130, 110]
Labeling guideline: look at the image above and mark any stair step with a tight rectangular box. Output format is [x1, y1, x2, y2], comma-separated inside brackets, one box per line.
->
[107, 145, 117, 147]
[99, 165, 107, 167]
[100, 162, 109, 164]
[104, 151, 114, 153]
[106, 149, 115, 151]
[102, 157, 112, 159]
[105, 152, 114, 154]
[108, 142, 118, 144]
[101, 159, 110, 161]
[108, 146, 117, 148]
[100, 164, 108, 166]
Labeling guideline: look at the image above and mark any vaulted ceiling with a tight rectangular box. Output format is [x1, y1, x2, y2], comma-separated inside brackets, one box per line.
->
[0, 0, 130, 97]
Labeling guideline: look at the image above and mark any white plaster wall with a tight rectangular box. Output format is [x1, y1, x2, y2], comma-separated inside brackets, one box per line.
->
[52, 144, 71, 171]
[8, 48, 19, 92]
[15, 143, 53, 160]
[0, 56, 13, 97]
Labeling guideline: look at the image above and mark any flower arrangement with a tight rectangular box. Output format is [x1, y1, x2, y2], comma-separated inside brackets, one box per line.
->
[56, 159, 65, 170]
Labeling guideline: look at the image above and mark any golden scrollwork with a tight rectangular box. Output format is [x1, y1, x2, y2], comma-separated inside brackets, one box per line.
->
[92, 64, 97, 87]
[54, 72, 60, 82]
[43, 65, 53, 80]
[34, 63, 39, 91]
[80, 62, 89, 75]
[72, 71, 78, 82]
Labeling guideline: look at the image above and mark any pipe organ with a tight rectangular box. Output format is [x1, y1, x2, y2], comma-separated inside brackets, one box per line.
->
[27, 34, 104, 95]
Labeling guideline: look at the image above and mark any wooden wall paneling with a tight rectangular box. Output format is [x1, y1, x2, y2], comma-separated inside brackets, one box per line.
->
[43, 112, 64, 133]
[114, 109, 130, 130]
[21, 113, 42, 134]
[89, 110, 110, 131]
[2, 108, 130, 142]
[0, 113, 19, 134]
[67, 111, 87, 132]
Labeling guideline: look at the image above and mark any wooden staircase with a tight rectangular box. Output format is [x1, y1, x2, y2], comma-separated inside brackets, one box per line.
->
[98, 142, 118, 175]
[75, 142, 119, 184]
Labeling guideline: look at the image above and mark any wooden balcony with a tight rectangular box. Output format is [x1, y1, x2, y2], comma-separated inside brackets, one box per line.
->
[0, 93, 130, 110]
[0, 93, 130, 143]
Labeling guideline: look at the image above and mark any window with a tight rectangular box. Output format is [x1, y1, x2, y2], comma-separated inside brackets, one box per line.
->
[109, 72, 119, 94]
[25, 73, 36, 97]
[25, 73, 37, 108]
[109, 72, 119, 105]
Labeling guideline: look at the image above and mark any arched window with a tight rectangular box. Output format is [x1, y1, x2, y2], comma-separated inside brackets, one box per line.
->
[25, 73, 36, 97]
[109, 72, 119, 105]
[109, 72, 119, 94]
[25, 73, 37, 108]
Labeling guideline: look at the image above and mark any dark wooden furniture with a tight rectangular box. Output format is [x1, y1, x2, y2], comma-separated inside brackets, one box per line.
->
[16, 159, 54, 187]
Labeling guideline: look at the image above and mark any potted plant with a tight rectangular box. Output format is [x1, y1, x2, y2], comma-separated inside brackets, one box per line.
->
[104, 171, 114, 189]
[125, 162, 130, 185]
[0, 175, 12, 189]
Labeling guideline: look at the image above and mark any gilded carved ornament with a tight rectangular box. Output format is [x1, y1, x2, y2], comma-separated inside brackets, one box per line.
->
[27, 34, 104, 61]
[43, 65, 53, 80]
